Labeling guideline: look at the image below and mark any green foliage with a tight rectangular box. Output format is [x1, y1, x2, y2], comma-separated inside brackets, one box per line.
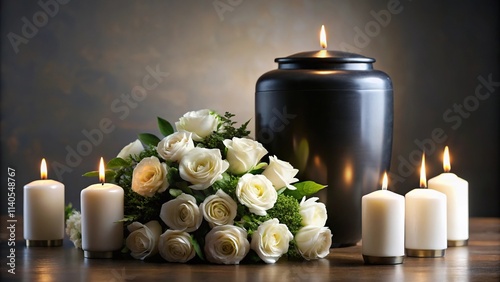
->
[284, 181, 327, 200]
[196, 112, 250, 154]
[107, 157, 130, 169]
[138, 133, 161, 147]
[267, 194, 303, 235]
[65, 203, 75, 221]
[157, 117, 174, 137]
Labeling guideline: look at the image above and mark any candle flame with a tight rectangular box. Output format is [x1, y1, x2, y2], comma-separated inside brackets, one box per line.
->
[320, 25, 327, 49]
[99, 157, 105, 184]
[443, 146, 451, 172]
[381, 172, 388, 190]
[40, 158, 48, 180]
[420, 152, 427, 188]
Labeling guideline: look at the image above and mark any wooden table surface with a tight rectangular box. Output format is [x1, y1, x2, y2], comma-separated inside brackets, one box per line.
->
[1, 218, 499, 281]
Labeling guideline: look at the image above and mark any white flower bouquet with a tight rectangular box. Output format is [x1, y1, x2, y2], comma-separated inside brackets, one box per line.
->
[71, 109, 331, 264]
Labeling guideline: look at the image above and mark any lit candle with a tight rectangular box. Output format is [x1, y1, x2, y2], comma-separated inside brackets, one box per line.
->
[405, 153, 447, 257]
[81, 157, 124, 258]
[23, 158, 65, 247]
[428, 146, 469, 246]
[362, 172, 405, 264]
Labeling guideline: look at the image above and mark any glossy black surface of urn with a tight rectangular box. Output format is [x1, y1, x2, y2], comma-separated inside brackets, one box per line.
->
[255, 50, 393, 247]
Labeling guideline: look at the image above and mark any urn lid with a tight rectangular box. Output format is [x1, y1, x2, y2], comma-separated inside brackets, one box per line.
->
[256, 50, 392, 91]
[276, 50, 375, 70]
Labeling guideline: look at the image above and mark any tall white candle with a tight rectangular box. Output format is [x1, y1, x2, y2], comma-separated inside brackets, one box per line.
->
[405, 153, 447, 257]
[23, 158, 65, 247]
[428, 146, 468, 246]
[81, 158, 124, 258]
[362, 172, 405, 264]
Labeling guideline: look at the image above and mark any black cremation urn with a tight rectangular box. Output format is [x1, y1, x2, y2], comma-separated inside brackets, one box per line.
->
[255, 50, 393, 247]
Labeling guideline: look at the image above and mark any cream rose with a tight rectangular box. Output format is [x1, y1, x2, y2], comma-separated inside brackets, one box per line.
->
[160, 193, 202, 232]
[175, 109, 219, 141]
[117, 139, 144, 159]
[157, 131, 194, 162]
[223, 137, 268, 175]
[65, 211, 82, 248]
[262, 155, 299, 190]
[158, 229, 196, 263]
[125, 220, 162, 260]
[200, 189, 237, 228]
[204, 225, 250, 264]
[235, 174, 277, 216]
[179, 147, 229, 190]
[299, 197, 328, 227]
[251, 218, 293, 264]
[295, 226, 332, 260]
[131, 156, 169, 197]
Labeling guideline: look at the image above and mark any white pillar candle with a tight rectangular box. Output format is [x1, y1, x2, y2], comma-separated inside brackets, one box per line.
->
[23, 159, 65, 247]
[428, 146, 468, 246]
[405, 153, 447, 257]
[81, 158, 124, 258]
[362, 172, 405, 264]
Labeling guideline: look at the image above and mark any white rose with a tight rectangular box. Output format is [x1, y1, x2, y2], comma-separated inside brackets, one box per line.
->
[295, 226, 332, 260]
[223, 137, 268, 175]
[125, 220, 162, 260]
[262, 155, 299, 190]
[179, 147, 229, 190]
[65, 211, 82, 248]
[251, 218, 293, 264]
[158, 229, 196, 263]
[236, 174, 277, 216]
[156, 131, 194, 162]
[204, 225, 250, 264]
[160, 193, 202, 232]
[299, 197, 327, 227]
[175, 109, 219, 141]
[200, 189, 237, 228]
[117, 139, 144, 159]
[132, 156, 169, 197]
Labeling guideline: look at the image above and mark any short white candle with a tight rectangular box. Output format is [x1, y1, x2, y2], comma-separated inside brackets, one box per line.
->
[81, 158, 124, 258]
[362, 172, 405, 264]
[405, 153, 447, 257]
[428, 146, 468, 246]
[23, 159, 65, 246]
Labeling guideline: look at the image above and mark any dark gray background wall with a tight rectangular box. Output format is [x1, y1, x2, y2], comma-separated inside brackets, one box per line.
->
[1, 0, 498, 216]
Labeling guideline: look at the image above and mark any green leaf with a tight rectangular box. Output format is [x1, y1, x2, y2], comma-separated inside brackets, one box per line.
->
[169, 188, 183, 197]
[283, 181, 327, 200]
[107, 157, 129, 169]
[158, 117, 174, 137]
[64, 203, 75, 221]
[248, 162, 268, 175]
[138, 133, 161, 147]
[82, 170, 116, 182]
[190, 236, 205, 261]
[82, 170, 99, 177]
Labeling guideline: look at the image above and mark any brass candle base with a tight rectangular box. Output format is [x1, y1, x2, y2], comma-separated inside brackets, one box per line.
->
[405, 248, 446, 258]
[363, 255, 404, 265]
[448, 239, 468, 247]
[26, 239, 63, 247]
[84, 251, 114, 259]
